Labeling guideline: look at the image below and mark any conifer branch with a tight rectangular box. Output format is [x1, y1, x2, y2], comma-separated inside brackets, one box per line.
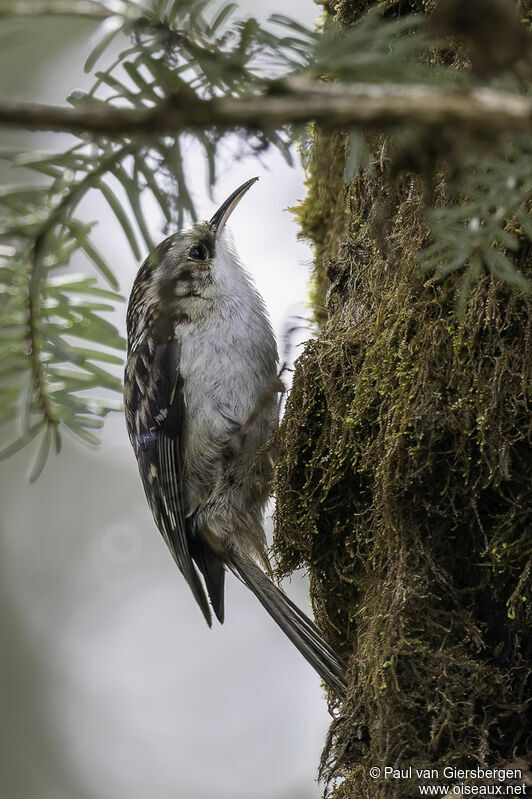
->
[24, 142, 134, 431]
[0, 82, 530, 136]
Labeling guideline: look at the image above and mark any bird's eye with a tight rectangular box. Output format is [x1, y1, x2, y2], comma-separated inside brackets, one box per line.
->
[188, 244, 208, 261]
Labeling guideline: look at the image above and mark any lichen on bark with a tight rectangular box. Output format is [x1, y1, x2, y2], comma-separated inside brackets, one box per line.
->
[273, 1, 532, 796]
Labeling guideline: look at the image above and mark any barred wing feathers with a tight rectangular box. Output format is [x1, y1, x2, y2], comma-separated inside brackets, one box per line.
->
[124, 338, 213, 626]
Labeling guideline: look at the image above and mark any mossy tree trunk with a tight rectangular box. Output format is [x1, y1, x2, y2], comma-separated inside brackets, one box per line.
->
[273, 1, 532, 796]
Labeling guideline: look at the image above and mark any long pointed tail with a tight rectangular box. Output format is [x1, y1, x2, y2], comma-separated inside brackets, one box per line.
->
[227, 553, 346, 698]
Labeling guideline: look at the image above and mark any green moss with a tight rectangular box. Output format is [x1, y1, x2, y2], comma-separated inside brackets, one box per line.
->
[274, 2, 532, 796]
[291, 127, 348, 324]
[334, 0, 435, 26]
[275, 177, 532, 795]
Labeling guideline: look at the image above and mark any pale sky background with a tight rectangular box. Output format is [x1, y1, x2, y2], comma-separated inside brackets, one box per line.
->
[0, 3, 336, 799]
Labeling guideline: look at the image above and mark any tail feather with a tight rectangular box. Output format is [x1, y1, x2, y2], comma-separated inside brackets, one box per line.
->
[227, 553, 346, 698]
[191, 538, 226, 624]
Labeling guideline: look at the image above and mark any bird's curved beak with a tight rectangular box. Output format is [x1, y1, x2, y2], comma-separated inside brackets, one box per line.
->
[210, 177, 259, 239]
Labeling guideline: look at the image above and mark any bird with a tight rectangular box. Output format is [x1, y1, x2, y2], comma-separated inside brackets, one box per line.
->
[124, 177, 346, 698]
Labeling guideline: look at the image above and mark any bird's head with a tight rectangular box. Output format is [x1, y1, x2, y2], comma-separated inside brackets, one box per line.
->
[127, 177, 259, 342]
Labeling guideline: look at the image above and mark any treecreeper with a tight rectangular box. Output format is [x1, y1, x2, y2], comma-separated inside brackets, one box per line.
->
[124, 177, 346, 697]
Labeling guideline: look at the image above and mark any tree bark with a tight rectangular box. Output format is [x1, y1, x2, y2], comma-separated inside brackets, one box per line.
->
[273, 1, 532, 797]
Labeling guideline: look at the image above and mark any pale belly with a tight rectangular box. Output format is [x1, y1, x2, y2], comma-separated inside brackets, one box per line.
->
[177, 316, 278, 519]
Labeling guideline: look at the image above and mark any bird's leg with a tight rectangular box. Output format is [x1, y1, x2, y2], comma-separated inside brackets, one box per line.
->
[236, 363, 287, 442]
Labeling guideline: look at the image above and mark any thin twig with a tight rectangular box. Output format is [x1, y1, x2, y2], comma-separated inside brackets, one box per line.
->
[0, 0, 107, 19]
[0, 82, 530, 136]
[29, 141, 135, 296]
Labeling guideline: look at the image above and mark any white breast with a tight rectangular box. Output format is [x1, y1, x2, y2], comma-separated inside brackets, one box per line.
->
[176, 233, 278, 510]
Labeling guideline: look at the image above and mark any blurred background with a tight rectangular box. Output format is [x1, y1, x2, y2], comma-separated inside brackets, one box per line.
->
[0, 2, 333, 798]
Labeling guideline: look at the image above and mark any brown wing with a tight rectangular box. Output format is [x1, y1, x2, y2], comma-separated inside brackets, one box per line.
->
[124, 338, 214, 626]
